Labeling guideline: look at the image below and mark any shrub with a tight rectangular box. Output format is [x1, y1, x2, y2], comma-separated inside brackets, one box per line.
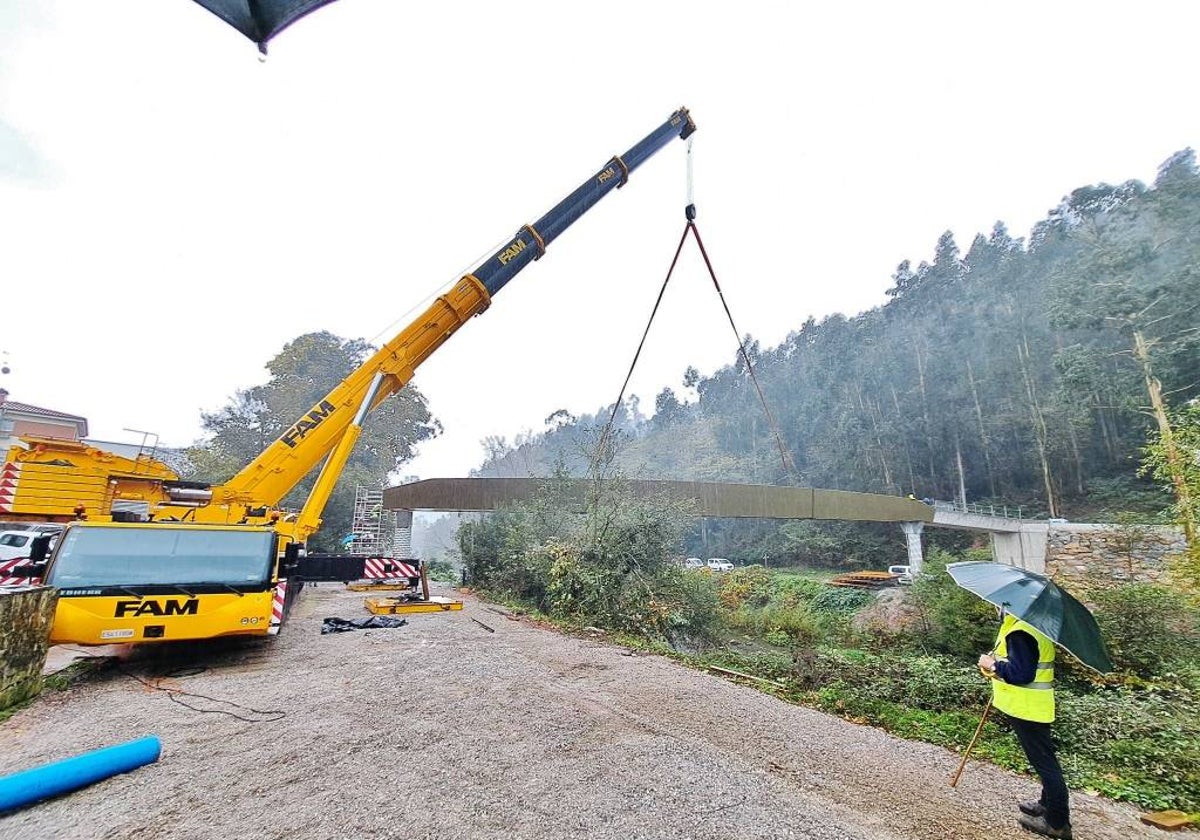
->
[1055, 685, 1200, 810]
[810, 587, 872, 614]
[717, 565, 774, 610]
[771, 575, 826, 608]
[909, 549, 996, 658]
[660, 567, 722, 643]
[457, 475, 716, 645]
[1092, 582, 1200, 677]
[425, 559, 457, 582]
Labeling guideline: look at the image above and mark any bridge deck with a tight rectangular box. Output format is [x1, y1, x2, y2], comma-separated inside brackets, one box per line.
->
[382, 478, 933, 523]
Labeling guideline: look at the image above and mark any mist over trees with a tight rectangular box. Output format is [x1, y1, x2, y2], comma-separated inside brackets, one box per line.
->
[475, 150, 1200, 522]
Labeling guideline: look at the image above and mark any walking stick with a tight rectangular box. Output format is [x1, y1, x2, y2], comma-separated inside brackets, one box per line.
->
[950, 698, 992, 787]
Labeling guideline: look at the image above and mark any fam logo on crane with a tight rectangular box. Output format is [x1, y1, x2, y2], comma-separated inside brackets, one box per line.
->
[114, 598, 200, 618]
[280, 400, 337, 449]
[497, 238, 526, 266]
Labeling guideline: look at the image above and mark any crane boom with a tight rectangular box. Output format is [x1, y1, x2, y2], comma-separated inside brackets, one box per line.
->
[207, 108, 696, 523]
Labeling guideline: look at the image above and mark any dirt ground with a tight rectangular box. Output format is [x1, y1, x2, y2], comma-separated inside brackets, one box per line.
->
[0, 584, 1161, 840]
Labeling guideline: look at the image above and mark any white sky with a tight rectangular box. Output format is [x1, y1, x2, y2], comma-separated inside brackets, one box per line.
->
[2, 2, 1198, 479]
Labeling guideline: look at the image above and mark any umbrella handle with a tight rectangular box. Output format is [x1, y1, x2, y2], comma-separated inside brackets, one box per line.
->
[950, 698, 993, 788]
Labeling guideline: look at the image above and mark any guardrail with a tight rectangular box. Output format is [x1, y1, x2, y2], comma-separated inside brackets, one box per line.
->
[931, 500, 1024, 520]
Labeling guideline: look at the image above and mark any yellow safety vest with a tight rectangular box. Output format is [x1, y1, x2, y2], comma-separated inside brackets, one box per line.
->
[991, 614, 1056, 723]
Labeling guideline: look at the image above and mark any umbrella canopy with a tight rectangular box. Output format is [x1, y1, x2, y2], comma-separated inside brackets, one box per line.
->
[192, 0, 341, 53]
[945, 561, 1113, 674]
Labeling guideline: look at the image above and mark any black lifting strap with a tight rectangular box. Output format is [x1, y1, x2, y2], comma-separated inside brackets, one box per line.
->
[591, 219, 798, 483]
[590, 223, 692, 476]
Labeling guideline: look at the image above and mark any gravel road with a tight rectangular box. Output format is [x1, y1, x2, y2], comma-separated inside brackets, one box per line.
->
[0, 584, 1159, 840]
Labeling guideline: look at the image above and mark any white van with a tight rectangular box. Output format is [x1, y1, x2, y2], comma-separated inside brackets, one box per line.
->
[888, 564, 914, 585]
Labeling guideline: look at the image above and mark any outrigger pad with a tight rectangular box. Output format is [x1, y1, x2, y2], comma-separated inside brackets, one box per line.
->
[320, 616, 408, 634]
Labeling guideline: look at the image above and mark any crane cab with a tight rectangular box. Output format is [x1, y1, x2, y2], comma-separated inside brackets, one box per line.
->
[38, 521, 298, 645]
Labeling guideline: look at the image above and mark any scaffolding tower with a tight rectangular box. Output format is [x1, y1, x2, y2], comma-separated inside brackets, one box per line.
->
[347, 486, 395, 556]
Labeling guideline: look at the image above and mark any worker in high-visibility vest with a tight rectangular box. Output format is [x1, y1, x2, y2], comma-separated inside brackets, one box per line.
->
[978, 612, 1071, 839]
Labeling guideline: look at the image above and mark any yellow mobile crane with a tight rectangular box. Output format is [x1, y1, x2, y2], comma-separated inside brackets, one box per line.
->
[18, 108, 696, 645]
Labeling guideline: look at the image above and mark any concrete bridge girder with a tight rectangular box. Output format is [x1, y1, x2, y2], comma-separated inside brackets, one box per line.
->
[930, 510, 1023, 533]
[914, 511, 1049, 575]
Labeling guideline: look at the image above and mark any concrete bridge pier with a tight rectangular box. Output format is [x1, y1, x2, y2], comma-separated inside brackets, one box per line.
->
[900, 521, 924, 575]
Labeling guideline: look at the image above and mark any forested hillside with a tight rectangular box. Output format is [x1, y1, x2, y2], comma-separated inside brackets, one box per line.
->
[476, 150, 1200, 520]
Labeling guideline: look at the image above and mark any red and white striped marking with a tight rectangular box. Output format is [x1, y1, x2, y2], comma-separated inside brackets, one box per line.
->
[0, 557, 38, 587]
[0, 462, 20, 514]
[268, 579, 287, 634]
[363, 557, 419, 580]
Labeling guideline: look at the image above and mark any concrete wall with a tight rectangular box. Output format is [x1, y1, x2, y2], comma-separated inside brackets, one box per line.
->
[0, 586, 59, 709]
[991, 524, 1049, 573]
[1043, 524, 1189, 588]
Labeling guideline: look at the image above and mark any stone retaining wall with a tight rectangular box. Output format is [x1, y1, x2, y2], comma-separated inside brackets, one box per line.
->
[0, 586, 59, 709]
[1044, 524, 1188, 588]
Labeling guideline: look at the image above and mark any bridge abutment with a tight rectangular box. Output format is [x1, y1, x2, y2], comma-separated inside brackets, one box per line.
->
[990, 525, 1048, 573]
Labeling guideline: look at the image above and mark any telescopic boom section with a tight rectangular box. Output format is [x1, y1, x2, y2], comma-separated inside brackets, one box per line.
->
[209, 108, 696, 515]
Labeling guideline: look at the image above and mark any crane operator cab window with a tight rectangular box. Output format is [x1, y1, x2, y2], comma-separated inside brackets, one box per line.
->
[46, 527, 276, 590]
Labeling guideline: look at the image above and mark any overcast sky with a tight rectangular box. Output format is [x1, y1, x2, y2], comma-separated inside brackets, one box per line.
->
[2, 2, 1197, 479]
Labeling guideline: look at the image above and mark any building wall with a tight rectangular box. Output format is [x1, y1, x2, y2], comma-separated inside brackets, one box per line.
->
[12, 418, 81, 440]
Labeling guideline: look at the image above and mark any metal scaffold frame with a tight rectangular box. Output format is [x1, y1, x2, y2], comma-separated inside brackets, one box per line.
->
[346, 486, 394, 556]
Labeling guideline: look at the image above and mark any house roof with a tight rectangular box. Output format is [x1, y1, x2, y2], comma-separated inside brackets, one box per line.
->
[0, 400, 89, 436]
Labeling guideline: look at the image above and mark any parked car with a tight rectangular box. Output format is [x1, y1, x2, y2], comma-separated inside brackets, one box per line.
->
[0, 528, 61, 563]
[682, 557, 705, 570]
[706, 558, 734, 572]
[888, 564, 914, 585]
[0, 531, 38, 562]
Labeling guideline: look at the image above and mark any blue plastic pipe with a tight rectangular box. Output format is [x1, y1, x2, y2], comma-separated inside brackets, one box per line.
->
[0, 736, 161, 813]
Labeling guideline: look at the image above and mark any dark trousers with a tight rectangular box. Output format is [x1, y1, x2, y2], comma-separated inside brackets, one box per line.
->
[1008, 715, 1070, 828]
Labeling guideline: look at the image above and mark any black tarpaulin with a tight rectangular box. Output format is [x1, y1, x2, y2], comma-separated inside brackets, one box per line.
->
[192, 0, 341, 52]
[321, 616, 408, 634]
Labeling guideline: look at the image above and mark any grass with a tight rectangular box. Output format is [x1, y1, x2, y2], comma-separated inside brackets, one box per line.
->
[765, 566, 838, 582]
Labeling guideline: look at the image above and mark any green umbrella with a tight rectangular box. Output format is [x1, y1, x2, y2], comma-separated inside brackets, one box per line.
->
[945, 561, 1113, 673]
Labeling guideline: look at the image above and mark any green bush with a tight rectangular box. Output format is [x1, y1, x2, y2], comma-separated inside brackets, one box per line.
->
[717, 565, 774, 610]
[792, 649, 988, 711]
[909, 549, 997, 658]
[770, 575, 826, 608]
[457, 476, 719, 645]
[810, 587, 872, 614]
[659, 567, 722, 642]
[1055, 686, 1200, 810]
[787, 647, 1200, 810]
[425, 559, 457, 582]
[1092, 582, 1200, 677]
